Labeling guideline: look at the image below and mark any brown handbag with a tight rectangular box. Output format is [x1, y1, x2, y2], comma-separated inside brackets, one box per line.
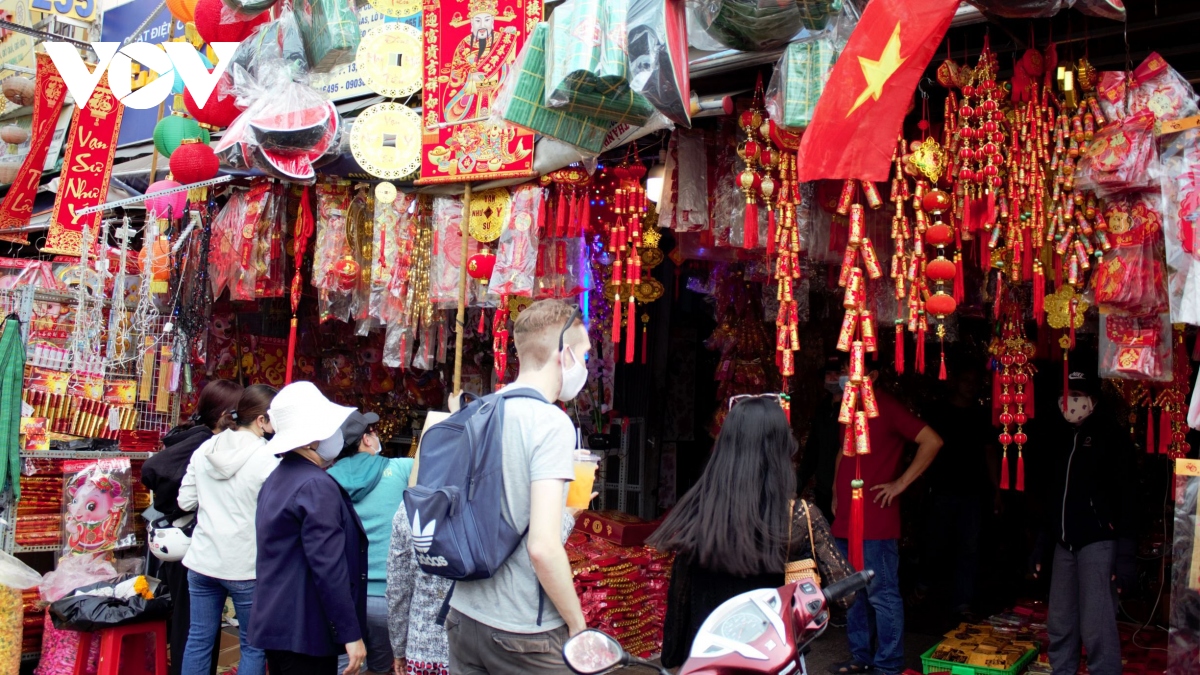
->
[784, 500, 821, 585]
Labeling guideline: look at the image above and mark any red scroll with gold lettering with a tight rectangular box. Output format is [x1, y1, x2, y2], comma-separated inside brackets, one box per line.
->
[418, 0, 539, 184]
[44, 74, 124, 255]
[0, 55, 70, 244]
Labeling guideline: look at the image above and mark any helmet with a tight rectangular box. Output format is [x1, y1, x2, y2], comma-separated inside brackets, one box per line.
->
[148, 516, 195, 562]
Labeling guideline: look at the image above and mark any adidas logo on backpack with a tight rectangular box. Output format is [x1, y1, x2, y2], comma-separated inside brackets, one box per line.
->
[410, 510, 449, 568]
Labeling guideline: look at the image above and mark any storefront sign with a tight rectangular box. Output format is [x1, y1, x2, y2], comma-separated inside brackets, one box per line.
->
[29, 0, 96, 22]
[0, 54, 70, 240]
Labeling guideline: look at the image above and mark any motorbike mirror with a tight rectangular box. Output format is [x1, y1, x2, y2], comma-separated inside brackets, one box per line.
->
[563, 629, 627, 674]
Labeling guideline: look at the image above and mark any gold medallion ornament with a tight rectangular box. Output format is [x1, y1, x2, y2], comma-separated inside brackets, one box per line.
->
[906, 137, 946, 183]
[508, 295, 533, 317]
[1045, 285, 1089, 330]
[355, 24, 423, 99]
[350, 103, 422, 179]
[468, 188, 511, 243]
[639, 247, 664, 269]
[633, 278, 665, 303]
[367, 0, 420, 17]
[375, 181, 397, 204]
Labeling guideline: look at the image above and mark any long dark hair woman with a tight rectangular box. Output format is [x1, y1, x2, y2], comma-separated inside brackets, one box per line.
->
[142, 378, 243, 675]
[648, 395, 856, 669]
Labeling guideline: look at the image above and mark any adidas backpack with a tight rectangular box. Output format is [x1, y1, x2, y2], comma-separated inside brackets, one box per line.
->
[403, 387, 546, 581]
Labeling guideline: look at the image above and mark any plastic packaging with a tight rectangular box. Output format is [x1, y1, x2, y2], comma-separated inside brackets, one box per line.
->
[229, 9, 308, 79]
[311, 181, 356, 323]
[39, 552, 117, 604]
[61, 459, 136, 558]
[0, 551, 40, 673]
[766, 36, 838, 131]
[627, 0, 692, 127]
[1099, 313, 1172, 382]
[687, 0, 813, 52]
[292, 0, 359, 72]
[35, 612, 100, 675]
[1159, 124, 1200, 325]
[488, 184, 543, 297]
[1092, 194, 1168, 317]
[1076, 111, 1160, 196]
[1097, 52, 1200, 123]
[430, 196, 481, 307]
[1170, 467, 1200, 671]
[228, 179, 273, 302]
[208, 188, 248, 299]
[49, 575, 171, 632]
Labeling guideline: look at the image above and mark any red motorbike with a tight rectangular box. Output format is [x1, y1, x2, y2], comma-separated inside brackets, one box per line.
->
[563, 570, 873, 675]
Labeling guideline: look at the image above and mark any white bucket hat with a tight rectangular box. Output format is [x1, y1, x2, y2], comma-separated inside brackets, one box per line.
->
[263, 381, 355, 456]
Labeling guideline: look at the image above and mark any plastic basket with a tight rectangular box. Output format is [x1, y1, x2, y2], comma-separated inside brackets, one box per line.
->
[920, 644, 1039, 675]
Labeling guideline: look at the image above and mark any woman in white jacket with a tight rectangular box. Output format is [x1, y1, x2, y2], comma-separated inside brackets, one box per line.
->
[177, 384, 279, 675]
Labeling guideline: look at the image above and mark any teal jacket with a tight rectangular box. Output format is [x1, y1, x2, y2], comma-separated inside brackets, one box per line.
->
[328, 453, 414, 596]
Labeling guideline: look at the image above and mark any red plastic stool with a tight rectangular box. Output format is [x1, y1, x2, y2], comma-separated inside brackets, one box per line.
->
[71, 620, 168, 675]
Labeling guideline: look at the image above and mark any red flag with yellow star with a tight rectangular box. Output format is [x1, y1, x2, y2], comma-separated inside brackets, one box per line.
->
[795, 0, 959, 182]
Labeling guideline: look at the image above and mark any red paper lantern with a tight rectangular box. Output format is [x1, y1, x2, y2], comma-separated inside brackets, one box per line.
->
[169, 139, 219, 184]
[925, 223, 954, 247]
[925, 258, 957, 282]
[184, 73, 241, 128]
[922, 189, 952, 215]
[194, 0, 267, 44]
[329, 256, 360, 292]
[467, 251, 496, 281]
[926, 293, 958, 317]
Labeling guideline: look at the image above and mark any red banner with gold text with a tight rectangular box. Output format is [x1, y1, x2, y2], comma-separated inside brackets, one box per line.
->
[44, 74, 124, 255]
[0, 54, 70, 244]
[418, 0, 539, 184]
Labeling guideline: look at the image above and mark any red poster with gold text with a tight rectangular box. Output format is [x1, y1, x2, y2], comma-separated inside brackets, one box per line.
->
[419, 0, 539, 184]
[0, 54, 69, 244]
[44, 74, 124, 255]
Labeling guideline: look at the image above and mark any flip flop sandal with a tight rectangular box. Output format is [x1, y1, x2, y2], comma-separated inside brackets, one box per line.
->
[829, 660, 874, 674]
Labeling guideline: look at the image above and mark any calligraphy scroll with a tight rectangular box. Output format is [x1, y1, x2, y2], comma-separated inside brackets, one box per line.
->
[0, 54, 69, 244]
[44, 74, 124, 255]
[418, 0, 539, 184]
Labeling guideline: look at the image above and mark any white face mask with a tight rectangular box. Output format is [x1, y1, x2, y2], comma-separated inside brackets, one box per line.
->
[1061, 395, 1095, 424]
[558, 345, 588, 402]
[363, 432, 381, 455]
[316, 429, 344, 462]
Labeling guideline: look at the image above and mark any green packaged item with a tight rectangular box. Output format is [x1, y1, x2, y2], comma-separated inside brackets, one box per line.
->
[781, 39, 836, 129]
[498, 23, 614, 153]
[293, 0, 360, 73]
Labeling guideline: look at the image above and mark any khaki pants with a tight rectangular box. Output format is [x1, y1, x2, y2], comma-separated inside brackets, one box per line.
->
[446, 609, 570, 675]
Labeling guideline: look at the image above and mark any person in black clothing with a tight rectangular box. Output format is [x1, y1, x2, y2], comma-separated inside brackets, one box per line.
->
[649, 396, 856, 668]
[797, 359, 845, 520]
[1043, 370, 1136, 675]
[141, 379, 243, 675]
[914, 367, 997, 617]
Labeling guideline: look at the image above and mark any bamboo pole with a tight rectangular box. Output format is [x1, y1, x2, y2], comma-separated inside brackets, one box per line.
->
[452, 182, 472, 397]
[146, 19, 176, 184]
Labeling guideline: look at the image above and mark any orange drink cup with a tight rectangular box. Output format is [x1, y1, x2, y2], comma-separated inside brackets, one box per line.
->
[567, 451, 600, 509]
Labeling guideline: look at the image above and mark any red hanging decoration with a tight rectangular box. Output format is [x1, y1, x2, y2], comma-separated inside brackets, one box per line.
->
[999, 449, 1010, 490]
[894, 323, 905, 374]
[286, 186, 315, 384]
[1016, 450, 1025, 492]
[849, 475, 865, 571]
[992, 302, 1034, 489]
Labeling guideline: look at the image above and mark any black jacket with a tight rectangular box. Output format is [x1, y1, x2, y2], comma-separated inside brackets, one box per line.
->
[1046, 410, 1137, 551]
[141, 425, 213, 521]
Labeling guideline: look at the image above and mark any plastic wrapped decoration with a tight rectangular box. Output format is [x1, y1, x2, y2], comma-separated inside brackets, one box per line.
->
[370, 190, 416, 325]
[544, 0, 657, 126]
[488, 183, 543, 297]
[36, 612, 100, 675]
[61, 459, 135, 558]
[292, 0, 360, 72]
[0, 551, 40, 674]
[766, 36, 838, 130]
[1099, 313, 1173, 382]
[228, 179, 282, 302]
[627, 0, 692, 128]
[687, 0, 806, 52]
[229, 9, 309, 79]
[1097, 52, 1200, 123]
[1159, 122, 1200, 325]
[208, 188, 248, 299]
[1076, 111, 1160, 197]
[535, 237, 592, 299]
[1093, 194, 1169, 316]
[430, 196, 482, 307]
[1170, 461, 1200, 672]
[346, 186, 374, 327]
[310, 181, 356, 323]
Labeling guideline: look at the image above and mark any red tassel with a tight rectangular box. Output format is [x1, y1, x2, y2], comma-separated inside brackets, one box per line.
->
[1062, 351, 1070, 413]
[1016, 451, 1026, 492]
[938, 349, 947, 381]
[894, 324, 905, 374]
[1033, 265, 1045, 326]
[766, 208, 777, 256]
[1147, 407, 1156, 454]
[1159, 408, 1172, 455]
[999, 449, 1010, 490]
[625, 298, 636, 363]
[641, 322, 648, 364]
[916, 328, 926, 374]
[285, 317, 298, 384]
[537, 187, 548, 233]
[744, 201, 758, 249]
[612, 295, 622, 344]
[993, 273, 1003, 320]
[849, 474, 865, 571]
[556, 189, 567, 237]
[478, 310, 487, 335]
[580, 192, 591, 236]
[953, 252, 965, 304]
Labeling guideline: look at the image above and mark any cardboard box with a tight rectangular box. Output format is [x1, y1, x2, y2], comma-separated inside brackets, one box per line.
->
[217, 628, 240, 668]
[575, 510, 661, 546]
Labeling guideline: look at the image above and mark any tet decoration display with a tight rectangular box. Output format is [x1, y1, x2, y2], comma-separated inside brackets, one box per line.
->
[0, 55, 69, 242]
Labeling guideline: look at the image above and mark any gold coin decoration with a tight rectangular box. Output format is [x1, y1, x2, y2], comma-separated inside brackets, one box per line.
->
[375, 181, 397, 204]
[355, 24, 422, 98]
[634, 278, 665, 303]
[367, 0, 421, 17]
[639, 247, 664, 269]
[1045, 285, 1089, 330]
[350, 103, 422, 180]
[468, 188, 511, 244]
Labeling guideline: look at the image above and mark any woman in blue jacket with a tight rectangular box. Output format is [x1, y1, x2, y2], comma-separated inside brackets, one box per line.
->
[248, 381, 368, 675]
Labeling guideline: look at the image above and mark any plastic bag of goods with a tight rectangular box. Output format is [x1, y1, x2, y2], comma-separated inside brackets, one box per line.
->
[627, 0, 692, 127]
[1076, 111, 1160, 197]
[1092, 193, 1169, 317]
[766, 36, 837, 130]
[1099, 313, 1173, 382]
[687, 0, 805, 52]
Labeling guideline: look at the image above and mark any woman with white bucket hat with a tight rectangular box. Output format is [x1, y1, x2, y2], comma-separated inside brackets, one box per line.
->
[246, 381, 369, 675]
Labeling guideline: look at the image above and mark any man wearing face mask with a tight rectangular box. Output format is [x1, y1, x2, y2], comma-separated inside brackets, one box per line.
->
[1045, 371, 1137, 675]
[328, 412, 414, 675]
[446, 299, 591, 675]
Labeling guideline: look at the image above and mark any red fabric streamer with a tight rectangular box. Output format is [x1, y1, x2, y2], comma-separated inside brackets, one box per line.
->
[744, 202, 758, 249]
[1016, 451, 1025, 492]
[999, 450, 1010, 490]
[1146, 408, 1156, 454]
[580, 192, 591, 236]
[556, 190, 567, 237]
[625, 298, 636, 362]
[895, 324, 904, 374]
[849, 459, 865, 571]
[938, 349, 947, 380]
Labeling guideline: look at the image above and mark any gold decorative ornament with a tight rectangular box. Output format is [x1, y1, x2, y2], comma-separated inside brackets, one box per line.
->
[467, 188, 511, 243]
[508, 295, 533, 317]
[355, 24, 423, 99]
[639, 247, 664, 269]
[1045, 285, 1089, 330]
[366, 0, 420, 17]
[375, 181, 397, 204]
[906, 137, 946, 183]
[603, 281, 632, 304]
[634, 278, 665, 303]
[350, 103, 422, 179]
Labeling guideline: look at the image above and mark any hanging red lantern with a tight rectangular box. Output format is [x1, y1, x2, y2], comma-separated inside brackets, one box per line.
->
[925, 257, 957, 282]
[184, 73, 241, 128]
[194, 0, 267, 44]
[925, 292, 957, 317]
[169, 138, 219, 184]
[467, 249, 496, 282]
[329, 255, 361, 292]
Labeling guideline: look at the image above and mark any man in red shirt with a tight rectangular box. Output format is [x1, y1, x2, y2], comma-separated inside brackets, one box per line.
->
[830, 380, 942, 675]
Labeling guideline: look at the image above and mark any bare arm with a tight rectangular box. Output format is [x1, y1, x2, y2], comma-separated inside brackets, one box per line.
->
[870, 425, 943, 507]
[527, 479, 586, 635]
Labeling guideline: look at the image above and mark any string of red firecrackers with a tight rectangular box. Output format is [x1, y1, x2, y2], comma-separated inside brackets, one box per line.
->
[768, 121, 802, 381]
[834, 179, 884, 571]
[603, 150, 648, 364]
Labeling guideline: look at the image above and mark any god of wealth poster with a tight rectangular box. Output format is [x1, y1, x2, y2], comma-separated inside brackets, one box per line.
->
[419, 0, 539, 184]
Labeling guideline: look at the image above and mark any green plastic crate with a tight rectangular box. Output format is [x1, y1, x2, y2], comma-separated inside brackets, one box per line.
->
[920, 644, 1039, 675]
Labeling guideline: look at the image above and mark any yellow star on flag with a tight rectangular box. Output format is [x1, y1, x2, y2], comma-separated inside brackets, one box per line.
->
[847, 22, 906, 117]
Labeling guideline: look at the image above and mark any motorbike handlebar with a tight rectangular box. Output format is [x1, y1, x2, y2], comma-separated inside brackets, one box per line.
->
[823, 570, 874, 603]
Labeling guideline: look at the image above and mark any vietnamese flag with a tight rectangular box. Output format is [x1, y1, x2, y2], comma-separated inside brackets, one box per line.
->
[796, 0, 960, 182]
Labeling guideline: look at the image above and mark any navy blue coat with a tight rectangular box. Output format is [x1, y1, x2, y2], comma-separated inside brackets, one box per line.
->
[249, 452, 368, 656]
